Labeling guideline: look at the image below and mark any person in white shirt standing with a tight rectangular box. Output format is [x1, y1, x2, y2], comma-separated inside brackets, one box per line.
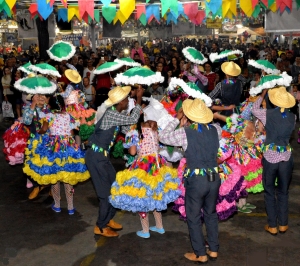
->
[83, 77, 96, 109]
[83, 59, 95, 85]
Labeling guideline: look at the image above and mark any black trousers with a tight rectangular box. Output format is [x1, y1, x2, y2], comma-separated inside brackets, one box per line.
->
[185, 174, 221, 256]
[262, 156, 293, 227]
[85, 149, 116, 229]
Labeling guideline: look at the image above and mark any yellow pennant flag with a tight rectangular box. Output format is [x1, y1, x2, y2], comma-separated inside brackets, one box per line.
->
[119, 0, 135, 20]
[113, 10, 127, 25]
[222, 0, 237, 19]
[68, 6, 81, 22]
[240, 0, 253, 17]
[269, 1, 277, 12]
[5, 0, 17, 9]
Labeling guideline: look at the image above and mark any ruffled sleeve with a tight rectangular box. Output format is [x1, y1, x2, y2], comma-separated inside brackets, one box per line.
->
[123, 129, 139, 149]
[69, 114, 80, 130]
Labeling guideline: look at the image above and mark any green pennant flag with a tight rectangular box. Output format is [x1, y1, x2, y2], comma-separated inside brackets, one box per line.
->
[296, 0, 300, 9]
[252, 4, 261, 18]
[94, 9, 100, 22]
[146, 0, 150, 3]
[0, 1, 12, 17]
[139, 13, 147, 26]
[268, 0, 275, 7]
[161, 0, 178, 17]
[102, 5, 116, 24]
[88, 10, 100, 23]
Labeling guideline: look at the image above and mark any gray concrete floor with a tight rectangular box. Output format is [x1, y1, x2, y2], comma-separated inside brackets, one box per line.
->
[1, 120, 300, 266]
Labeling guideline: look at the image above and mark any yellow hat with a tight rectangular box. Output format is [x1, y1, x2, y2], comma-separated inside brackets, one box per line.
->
[104, 86, 131, 107]
[182, 98, 213, 124]
[65, 69, 82, 83]
[198, 65, 204, 72]
[221, 61, 241, 76]
[268, 86, 296, 112]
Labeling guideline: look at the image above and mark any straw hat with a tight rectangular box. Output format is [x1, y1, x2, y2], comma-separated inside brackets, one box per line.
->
[221, 61, 241, 76]
[65, 69, 82, 83]
[104, 86, 131, 107]
[268, 86, 296, 112]
[198, 65, 204, 72]
[182, 98, 213, 124]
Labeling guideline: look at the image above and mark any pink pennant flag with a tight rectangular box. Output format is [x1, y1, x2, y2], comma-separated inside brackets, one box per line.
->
[183, 2, 198, 21]
[193, 10, 205, 25]
[277, 0, 292, 13]
[78, 0, 94, 19]
[260, 0, 268, 7]
[49, 0, 55, 6]
[251, 0, 259, 8]
[136, 4, 146, 19]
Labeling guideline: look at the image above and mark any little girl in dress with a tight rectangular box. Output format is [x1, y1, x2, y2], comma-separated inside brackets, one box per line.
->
[23, 95, 90, 214]
[109, 116, 181, 238]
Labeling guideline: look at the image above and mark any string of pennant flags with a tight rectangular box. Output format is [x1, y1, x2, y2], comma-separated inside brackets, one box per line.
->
[1, 0, 300, 25]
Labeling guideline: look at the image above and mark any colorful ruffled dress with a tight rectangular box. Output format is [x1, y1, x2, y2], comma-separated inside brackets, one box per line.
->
[23, 112, 90, 185]
[2, 121, 30, 165]
[224, 115, 265, 194]
[109, 127, 181, 213]
[61, 85, 96, 141]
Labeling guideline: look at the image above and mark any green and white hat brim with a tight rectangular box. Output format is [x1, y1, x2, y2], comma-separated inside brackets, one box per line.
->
[93, 63, 123, 75]
[29, 65, 61, 77]
[46, 40, 76, 62]
[248, 59, 280, 75]
[115, 72, 164, 86]
[14, 77, 57, 94]
[17, 65, 33, 75]
[182, 46, 207, 65]
[209, 50, 243, 63]
[168, 77, 212, 107]
[249, 72, 292, 96]
[114, 58, 141, 67]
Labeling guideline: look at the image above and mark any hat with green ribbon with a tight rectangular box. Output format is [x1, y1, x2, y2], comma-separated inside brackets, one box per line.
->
[248, 59, 280, 75]
[29, 63, 61, 77]
[168, 77, 212, 107]
[114, 57, 141, 67]
[93, 62, 123, 75]
[182, 47, 207, 65]
[14, 74, 57, 94]
[18, 62, 33, 75]
[249, 72, 292, 96]
[209, 49, 243, 63]
[47, 41, 76, 62]
[115, 66, 164, 86]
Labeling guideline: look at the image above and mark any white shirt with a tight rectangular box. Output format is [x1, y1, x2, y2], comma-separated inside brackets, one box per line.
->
[83, 67, 95, 84]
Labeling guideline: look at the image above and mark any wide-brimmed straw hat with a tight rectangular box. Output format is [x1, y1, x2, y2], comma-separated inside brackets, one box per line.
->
[65, 69, 82, 83]
[268, 86, 296, 112]
[221, 61, 241, 76]
[182, 98, 213, 124]
[104, 86, 131, 107]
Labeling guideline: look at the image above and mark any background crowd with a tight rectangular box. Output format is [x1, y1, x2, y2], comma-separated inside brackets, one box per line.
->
[1, 37, 300, 120]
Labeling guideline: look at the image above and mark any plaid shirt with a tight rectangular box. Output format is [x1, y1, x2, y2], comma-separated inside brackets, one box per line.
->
[159, 118, 188, 150]
[100, 104, 142, 134]
[252, 96, 293, 163]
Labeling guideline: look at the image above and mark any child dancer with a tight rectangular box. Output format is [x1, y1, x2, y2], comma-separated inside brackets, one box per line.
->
[109, 117, 180, 238]
[23, 95, 90, 214]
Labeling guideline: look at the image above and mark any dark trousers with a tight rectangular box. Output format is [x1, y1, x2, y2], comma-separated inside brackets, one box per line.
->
[95, 88, 110, 108]
[262, 156, 293, 227]
[185, 174, 221, 256]
[85, 149, 116, 229]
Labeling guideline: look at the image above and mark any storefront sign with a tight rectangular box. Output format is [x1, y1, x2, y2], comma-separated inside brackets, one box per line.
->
[61, 34, 83, 41]
[206, 18, 222, 29]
